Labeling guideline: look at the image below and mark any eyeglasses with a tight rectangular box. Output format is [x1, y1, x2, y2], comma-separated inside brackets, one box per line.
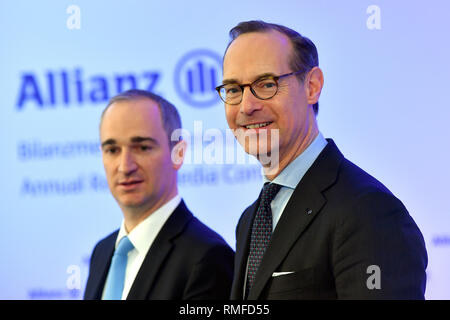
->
[215, 70, 305, 105]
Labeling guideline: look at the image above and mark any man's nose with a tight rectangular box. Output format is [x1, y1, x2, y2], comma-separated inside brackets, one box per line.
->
[118, 150, 138, 174]
[240, 86, 263, 115]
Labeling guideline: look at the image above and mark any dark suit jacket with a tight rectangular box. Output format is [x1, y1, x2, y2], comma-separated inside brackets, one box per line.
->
[231, 139, 427, 300]
[84, 201, 234, 300]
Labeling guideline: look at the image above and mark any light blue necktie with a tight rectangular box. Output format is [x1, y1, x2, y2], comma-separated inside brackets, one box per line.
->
[103, 236, 134, 300]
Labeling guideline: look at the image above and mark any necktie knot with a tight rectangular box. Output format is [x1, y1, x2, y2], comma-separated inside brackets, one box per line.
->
[261, 183, 282, 205]
[115, 236, 134, 256]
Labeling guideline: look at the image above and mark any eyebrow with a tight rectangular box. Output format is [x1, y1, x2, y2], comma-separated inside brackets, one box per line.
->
[222, 72, 277, 85]
[131, 136, 158, 144]
[101, 136, 158, 148]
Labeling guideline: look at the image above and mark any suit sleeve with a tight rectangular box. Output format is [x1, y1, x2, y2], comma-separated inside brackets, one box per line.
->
[182, 243, 235, 300]
[332, 191, 428, 299]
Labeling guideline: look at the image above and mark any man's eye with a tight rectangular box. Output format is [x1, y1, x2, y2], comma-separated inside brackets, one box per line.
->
[255, 79, 276, 89]
[138, 145, 152, 151]
[225, 86, 240, 94]
[104, 147, 119, 154]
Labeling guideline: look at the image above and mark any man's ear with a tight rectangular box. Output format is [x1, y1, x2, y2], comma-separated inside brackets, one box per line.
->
[171, 139, 187, 170]
[305, 67, 324, 106]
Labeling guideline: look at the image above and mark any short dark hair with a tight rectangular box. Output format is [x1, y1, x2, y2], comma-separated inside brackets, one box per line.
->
[101, 89, 182, 148]
[225, 20, 320, 115]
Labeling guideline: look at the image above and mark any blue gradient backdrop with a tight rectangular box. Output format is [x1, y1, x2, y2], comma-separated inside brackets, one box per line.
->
[0, 0, 449, 299]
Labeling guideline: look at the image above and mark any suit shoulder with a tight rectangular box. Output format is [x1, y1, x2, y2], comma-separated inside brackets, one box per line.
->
[327, 157, 411, 222]
[175, 215, 234, 268]
[183, 215, 232, 250]
[91, 229, 118, 253]
[338, 158, 392, 196]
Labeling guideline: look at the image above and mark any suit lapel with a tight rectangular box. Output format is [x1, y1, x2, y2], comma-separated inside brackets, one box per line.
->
[248, 139, 343, 299]
[86, 231, 117, 299]
[126, 201, 193, 300]
[231, 199, 259, 299]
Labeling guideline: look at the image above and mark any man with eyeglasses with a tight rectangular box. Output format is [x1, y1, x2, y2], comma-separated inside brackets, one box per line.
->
[218, 20, 427, 300]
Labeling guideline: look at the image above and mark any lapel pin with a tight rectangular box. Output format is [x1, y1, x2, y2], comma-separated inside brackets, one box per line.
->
[306, 208, 313, 215]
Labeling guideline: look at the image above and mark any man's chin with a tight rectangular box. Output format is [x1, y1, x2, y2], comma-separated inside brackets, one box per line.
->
[116, 195, 146, 210]
[242, 146, 279, 171]
[235, 128, 279, 159]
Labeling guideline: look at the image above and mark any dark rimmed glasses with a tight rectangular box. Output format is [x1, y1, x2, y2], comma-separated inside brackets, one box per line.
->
[215, 70, 305, 105]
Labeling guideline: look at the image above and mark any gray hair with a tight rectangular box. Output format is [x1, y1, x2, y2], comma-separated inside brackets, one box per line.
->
[100, 89, 182, 148]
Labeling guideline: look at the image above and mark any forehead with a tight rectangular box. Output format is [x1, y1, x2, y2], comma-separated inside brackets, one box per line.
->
[223, 30, 293, 82]
[100, 98, 164, 142]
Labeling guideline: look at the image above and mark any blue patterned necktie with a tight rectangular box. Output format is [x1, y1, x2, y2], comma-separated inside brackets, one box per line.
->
[103, 236, 134, 300]
[246, 182, 282, 298]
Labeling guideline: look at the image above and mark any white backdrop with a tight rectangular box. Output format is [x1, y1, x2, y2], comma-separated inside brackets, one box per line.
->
[1, 0, 449, 299]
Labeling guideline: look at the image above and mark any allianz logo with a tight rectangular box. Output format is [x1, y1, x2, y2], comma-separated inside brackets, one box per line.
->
[174, 49, 222, 108]
[16, 68, 161, 110]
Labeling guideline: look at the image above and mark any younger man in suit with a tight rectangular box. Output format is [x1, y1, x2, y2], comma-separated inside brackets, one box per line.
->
[84, 89, 234, 300]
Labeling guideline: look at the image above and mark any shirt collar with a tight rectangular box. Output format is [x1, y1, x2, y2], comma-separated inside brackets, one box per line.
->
[115, 195, 182, 253]
[263, 132, 328, 189]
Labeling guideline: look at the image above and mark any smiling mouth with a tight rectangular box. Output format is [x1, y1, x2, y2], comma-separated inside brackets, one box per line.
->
[244, 122, 272, 129]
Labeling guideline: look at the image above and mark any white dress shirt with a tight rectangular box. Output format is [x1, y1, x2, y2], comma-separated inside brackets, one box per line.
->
[101, 195, 181, 300]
